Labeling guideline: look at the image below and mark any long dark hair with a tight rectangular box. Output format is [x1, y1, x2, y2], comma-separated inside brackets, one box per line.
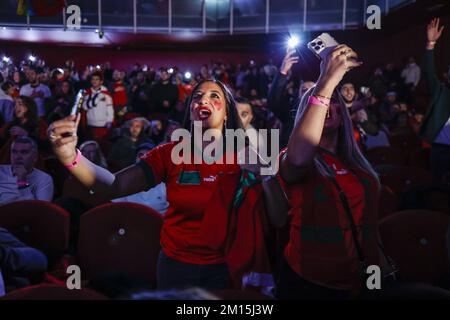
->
[13, 96, 39, 130]
[5, 96, 40, 141]
[183, 79, 243, 132]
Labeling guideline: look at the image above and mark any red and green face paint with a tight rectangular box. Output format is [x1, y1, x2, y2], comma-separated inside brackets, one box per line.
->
[212, 100, 223, 111]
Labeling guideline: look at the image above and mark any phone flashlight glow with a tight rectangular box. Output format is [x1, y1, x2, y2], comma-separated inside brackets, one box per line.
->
[287, 36, 300, 49]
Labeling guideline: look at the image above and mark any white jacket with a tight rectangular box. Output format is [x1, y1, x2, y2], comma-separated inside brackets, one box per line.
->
[82, 86, 114, 127]
[401, 63, 421, 87]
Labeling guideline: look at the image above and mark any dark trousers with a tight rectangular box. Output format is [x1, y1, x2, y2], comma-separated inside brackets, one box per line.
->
[276, 258, 350, 300]
[156, 251, 230, 291]
[430, 143, 450, 182]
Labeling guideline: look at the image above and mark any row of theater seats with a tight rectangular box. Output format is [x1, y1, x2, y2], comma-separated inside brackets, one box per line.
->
[364, 133, 431, 169]
[362, 132, 450, 288]
[0, 200, 449, 300]
[0, 201, 162, 296]
[362, 133, 450, 219]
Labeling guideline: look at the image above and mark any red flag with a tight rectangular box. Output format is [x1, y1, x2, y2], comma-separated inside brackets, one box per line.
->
[30, 0, 66, 17]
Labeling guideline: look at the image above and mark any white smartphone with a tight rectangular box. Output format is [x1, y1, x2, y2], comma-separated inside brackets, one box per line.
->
[71, 89, 84, 116]
[307, 33, 339, 60]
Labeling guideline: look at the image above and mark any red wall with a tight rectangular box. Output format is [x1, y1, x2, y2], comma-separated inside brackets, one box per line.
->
[3, 43, 270, 72]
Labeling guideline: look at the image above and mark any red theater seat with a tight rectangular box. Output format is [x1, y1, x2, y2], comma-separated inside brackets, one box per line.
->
[378, 166, 433, 194]
[366, 147, 408, 167]
[389, 133, 421, 150]
[408, 148, 430, 169]
[77, 202, 163, 285]
[379, 210, 450, 285]
[378, 185, 399, 220]
[0, 284, 108, 300]
[0, 200, 70, 269]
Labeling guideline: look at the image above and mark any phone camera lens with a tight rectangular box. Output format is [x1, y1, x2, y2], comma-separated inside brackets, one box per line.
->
[317, 41, 323, 46]
[311, 42, 316, 46]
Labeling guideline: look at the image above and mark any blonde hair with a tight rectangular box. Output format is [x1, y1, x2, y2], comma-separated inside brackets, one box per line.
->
[294, 86, 380, 187]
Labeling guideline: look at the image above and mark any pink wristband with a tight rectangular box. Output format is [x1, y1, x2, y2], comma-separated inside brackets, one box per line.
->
[17, 181, 29, 187]
[308, 95, 330, 108]
[65, 149, 82, 170]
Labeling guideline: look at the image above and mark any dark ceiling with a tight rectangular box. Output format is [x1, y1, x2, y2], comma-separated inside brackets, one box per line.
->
[0, 0, 448, 52]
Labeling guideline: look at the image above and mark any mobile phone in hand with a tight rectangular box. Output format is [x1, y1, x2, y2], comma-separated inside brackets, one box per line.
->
[71, 89, 84, 116]
[63, 89, 84, 137]
[307, 33, 339, 60]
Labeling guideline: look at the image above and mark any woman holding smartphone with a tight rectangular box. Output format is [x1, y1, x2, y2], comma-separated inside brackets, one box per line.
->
[265, 44, 383, 299]
[47, 79, 269, 290]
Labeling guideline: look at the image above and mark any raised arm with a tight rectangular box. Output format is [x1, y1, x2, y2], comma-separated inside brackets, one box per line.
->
[281, 45, 361, 183]
[423, 18, 445, 95]
[267, 49, 299, 119]
[47, 114, 153, 200]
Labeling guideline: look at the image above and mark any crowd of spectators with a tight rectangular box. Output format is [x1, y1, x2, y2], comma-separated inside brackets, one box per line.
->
[0, 26, 449, 297]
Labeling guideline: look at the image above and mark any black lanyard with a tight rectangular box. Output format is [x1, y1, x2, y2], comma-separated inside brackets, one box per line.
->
[316, 154, 368, 275]
[317, 153, 398, 283]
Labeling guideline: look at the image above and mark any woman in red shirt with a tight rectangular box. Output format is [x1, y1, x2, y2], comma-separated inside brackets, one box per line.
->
[265, 45, 383, 299]
[47, 80, 269, 290]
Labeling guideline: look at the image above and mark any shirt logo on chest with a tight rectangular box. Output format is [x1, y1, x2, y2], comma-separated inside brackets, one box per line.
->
[203, 175, 217, 182]
[331, 163, 349, 175]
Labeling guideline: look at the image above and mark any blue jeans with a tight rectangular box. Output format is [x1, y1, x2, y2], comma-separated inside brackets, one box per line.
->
[156, 251, 230, 290]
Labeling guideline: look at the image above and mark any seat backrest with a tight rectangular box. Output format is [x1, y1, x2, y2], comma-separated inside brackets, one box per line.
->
[366, 147, 408, 167]
[0, 284, 108, 300]
[77, 202, 163, 285]
[388, 133, 421, 149]
[0, 200, 70, 268]
[408, 148, 430, 170]
[378, 166, 433, 194]
[378, 185, 399, 220]
[379, 210, 450, 285]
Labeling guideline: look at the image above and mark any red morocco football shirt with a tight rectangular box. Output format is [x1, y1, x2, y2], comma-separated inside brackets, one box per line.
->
[279, 148, 373, 290]
[138, 141, 241, 265]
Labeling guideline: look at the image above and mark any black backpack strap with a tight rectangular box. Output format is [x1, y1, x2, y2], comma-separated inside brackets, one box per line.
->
[316, 155, 367, 274]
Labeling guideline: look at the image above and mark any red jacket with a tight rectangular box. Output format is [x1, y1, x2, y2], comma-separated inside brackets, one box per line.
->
[112, 81, 128, 107]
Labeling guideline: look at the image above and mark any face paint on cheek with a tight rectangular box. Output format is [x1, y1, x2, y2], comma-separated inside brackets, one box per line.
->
[213, 100, 223, 111]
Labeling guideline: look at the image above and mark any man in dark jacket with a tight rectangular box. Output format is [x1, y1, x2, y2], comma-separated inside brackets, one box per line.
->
[420, 18, 450, 181]
[267, 49, 303, 148]
[150, 68, 179, 116]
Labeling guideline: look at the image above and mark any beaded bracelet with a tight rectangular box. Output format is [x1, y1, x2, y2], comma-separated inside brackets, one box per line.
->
[314, 93, 332, 100]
